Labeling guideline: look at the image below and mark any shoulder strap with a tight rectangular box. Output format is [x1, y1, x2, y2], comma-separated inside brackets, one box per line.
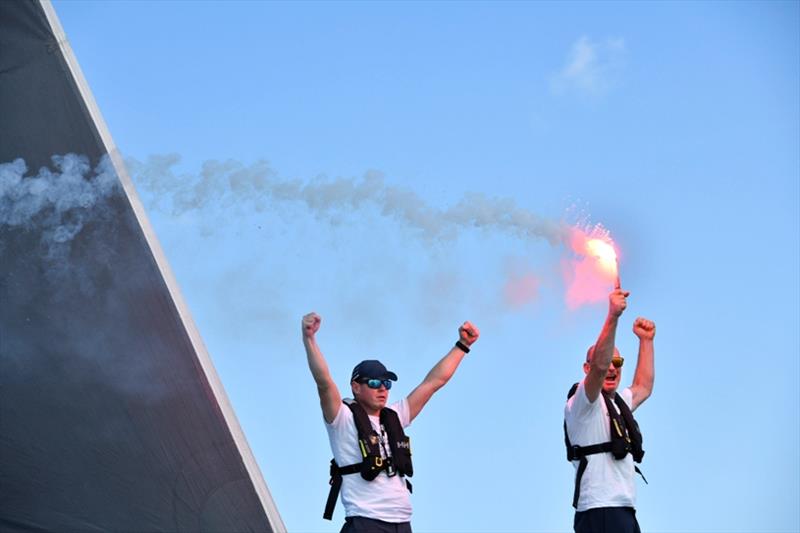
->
[613, 393, 645, 463]
[567, 382, 580, 400]
[345, 399, 374, 442]
[380, 407, 413, 478]
[564, 383, 580, 460]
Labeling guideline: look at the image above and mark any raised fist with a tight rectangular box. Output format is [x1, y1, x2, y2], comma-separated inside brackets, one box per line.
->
[459, 321, 480, 346]
[302, 312, 321, 339]
[633, 317, 655, 340]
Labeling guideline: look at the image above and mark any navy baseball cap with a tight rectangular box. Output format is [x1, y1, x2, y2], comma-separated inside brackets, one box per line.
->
[351, 360, 398, 382]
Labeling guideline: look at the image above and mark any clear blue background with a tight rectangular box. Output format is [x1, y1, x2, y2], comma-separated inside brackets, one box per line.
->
[50, 2, 799, 531]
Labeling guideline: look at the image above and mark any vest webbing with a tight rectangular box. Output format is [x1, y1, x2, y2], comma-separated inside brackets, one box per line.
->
[323, 460, 360, 521]
[323, 401, 413, 521]
[565, 383, 646, 509]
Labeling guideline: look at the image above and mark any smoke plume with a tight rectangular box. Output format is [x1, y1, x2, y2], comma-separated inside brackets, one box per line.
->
[1, 153, 617, 313]
[125, 154, 627, 313]
[0, 153, 121, 248]
[125, 154, 571, 247]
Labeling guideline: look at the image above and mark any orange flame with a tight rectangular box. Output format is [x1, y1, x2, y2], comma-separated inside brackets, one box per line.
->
[584, 237, 618, 280]
[563, 225, 620, 309]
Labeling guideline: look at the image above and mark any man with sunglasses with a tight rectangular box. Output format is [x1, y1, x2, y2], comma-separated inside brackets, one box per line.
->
[301, 311, 479, 533]
[564, 288, 656, 533]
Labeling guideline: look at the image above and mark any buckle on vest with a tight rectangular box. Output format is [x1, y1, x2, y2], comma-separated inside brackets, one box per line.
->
[385, 459, 396, 477]
[571, 445, 581, 459]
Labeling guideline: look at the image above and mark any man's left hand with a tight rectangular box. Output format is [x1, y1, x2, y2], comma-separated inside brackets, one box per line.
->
[633, 317, 656, 340]
[459, 321, 480, 346]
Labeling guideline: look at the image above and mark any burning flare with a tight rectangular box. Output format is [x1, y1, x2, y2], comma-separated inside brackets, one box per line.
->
[563, 224, 621, 309]
[584, 236, 619, 287]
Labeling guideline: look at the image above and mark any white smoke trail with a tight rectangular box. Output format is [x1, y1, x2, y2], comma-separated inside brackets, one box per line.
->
[125, 154, 571, 247]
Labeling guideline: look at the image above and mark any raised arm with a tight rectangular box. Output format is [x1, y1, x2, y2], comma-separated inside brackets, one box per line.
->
[302, 312, 342, 424]
[407, 321, 479, 422]
[629, 317, 655, 411]
[584, 288, 629, 402]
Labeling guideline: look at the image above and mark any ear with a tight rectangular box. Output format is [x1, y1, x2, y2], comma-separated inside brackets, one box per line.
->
[351, 381, 359, 398]
[583, 362, 590, 375]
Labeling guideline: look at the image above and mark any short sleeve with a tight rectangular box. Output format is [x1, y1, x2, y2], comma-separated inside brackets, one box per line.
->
[326, 400, 350, 428]
[620, 387, 633, 408]
[565, 380, 599, 421]
[389, 398, 411, 428]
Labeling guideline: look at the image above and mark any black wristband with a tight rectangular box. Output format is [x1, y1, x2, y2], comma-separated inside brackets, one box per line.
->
[455, 340, 471, 353]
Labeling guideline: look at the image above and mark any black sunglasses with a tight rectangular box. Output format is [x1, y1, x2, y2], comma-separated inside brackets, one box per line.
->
[612, 355, 624, 369]
[359, 378, 392, 390]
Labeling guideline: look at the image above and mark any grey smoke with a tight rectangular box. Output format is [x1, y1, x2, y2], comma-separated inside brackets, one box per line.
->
[0, 153, 121, 246]
[126, 154, 571, 246]
[1, 152, 171, 400]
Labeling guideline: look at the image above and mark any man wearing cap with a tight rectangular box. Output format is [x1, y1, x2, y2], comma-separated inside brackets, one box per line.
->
[302, 312, 479, 533]
[564, 288, 656, 533]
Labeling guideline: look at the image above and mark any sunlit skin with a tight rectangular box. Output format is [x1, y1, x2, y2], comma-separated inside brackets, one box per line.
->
[351, 380, 389, 416]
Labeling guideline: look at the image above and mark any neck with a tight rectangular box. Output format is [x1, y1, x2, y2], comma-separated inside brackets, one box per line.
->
[356, 399, 381, 417]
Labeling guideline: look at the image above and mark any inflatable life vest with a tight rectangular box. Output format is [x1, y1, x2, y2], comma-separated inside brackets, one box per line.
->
[563, 382, 646, 509]
[323, 399, 413, 520]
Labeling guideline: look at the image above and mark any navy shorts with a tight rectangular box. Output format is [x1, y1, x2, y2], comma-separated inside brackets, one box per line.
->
[574, 506, 641, 533]
[340, 516, 412, 533]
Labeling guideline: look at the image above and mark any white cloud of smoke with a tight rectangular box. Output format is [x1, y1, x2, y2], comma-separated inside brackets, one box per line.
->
[0, 153, 121, 247]
[125, 154, 571, 247]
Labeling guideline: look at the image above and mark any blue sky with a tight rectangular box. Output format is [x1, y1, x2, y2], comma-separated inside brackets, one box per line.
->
[50, 2, 799, 532]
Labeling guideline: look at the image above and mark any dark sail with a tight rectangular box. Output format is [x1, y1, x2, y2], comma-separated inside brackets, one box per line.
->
[0, 1, 284, 531]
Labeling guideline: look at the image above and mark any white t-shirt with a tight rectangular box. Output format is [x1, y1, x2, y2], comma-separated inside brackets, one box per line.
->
[564, 381, 637, 512]
[325, 398, 412, 522]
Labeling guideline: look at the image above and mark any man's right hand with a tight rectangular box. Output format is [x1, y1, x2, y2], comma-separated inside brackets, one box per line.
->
[609, 288, 630, 318]
[302, 312, 321, 340]
[300, 311, 340, 424]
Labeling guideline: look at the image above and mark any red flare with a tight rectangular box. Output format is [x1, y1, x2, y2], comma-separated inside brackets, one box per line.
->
[564, 225, 621, 308]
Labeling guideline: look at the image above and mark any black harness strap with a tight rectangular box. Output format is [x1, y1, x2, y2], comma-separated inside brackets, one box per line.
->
[324, 459, 414, 520]
[323, 460, 361, 520]
[570, 442, 613, 508]
[573, 457, 586, 510]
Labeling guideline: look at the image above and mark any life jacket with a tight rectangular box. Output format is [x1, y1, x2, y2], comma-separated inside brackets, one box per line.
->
[323, 399, 413, 520]
[563, 382, 646, 509]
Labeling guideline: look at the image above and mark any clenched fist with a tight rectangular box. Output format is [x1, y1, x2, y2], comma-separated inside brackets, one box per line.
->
[459, 321, 480, 346]
[302, 312, 321, 339]
[633, 317, 655, 340]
